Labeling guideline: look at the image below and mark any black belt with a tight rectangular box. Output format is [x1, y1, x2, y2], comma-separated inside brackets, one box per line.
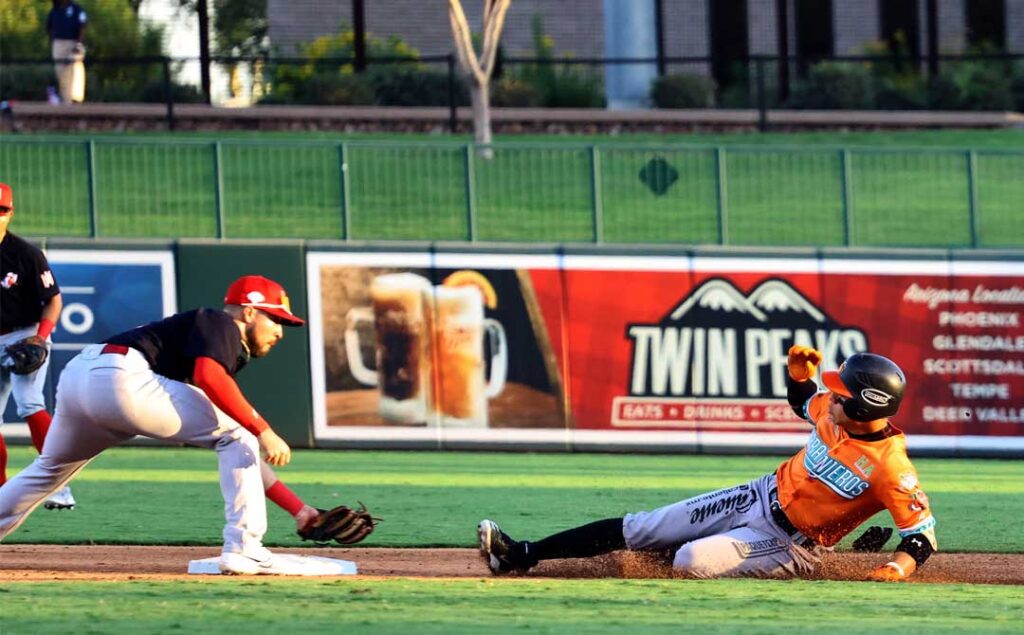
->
[768, 489, 816, 549]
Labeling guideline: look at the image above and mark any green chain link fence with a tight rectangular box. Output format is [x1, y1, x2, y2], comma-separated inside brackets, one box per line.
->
[2, 137, 1022, 247]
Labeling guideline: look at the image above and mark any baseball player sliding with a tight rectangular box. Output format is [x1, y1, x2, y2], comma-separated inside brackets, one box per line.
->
[480, 347, 937, 582]
[0, 275, 374, 573]
[0, 183, 75, 511]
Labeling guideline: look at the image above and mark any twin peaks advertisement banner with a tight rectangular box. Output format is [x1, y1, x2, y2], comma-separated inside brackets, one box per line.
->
[306, 251, 1024, 452]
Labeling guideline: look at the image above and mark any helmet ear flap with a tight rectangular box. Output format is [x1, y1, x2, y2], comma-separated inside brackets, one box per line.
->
[842, 397, 871, 422]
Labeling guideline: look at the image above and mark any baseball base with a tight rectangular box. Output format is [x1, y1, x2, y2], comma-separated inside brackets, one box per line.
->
[188, 554, 358, 576]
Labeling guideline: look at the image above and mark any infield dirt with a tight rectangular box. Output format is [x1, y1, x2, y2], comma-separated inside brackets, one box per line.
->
[0, 546, 1020, 585]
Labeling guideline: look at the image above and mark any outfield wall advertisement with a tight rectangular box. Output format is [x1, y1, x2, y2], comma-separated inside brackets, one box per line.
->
[306, 251, 1024, 453]
[3, 249, 176, 432]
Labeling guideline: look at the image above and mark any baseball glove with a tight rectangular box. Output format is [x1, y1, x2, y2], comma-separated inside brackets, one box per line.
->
[852, 525, 893, 552]
[297, 502, 377, 545]
[1, 338, 48, 375]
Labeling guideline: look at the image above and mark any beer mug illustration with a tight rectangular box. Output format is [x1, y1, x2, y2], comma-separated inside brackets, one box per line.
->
[345, 273, 434, 424]
[431, 285, 507, 428]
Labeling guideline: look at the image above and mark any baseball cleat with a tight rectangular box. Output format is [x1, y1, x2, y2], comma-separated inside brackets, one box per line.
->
[43, 486, 76, 510]
[218, 550, 279, 575]
[478, 519, 529, 574]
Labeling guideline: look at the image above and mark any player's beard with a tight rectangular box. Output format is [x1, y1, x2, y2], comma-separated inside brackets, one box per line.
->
[245, 324, 273, 358]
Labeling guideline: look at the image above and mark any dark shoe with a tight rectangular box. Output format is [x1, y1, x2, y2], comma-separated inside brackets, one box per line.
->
[478, 519, 530, 574]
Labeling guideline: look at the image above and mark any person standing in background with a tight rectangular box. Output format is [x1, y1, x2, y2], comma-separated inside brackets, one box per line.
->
[0, 183, 75, 510]
[46, 0, 88, 104]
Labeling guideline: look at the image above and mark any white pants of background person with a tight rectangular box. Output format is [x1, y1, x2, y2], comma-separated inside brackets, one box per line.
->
[0, 326, 51, 423]
[51, 39, 85, 103]
[0, 344, 269, 559]
[623, 473, 825, 578]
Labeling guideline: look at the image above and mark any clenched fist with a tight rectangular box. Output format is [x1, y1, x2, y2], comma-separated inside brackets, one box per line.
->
[787, 345, 822, 382]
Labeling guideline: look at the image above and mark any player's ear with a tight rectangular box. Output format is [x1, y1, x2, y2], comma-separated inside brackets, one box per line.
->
[242, 305, 258, 323]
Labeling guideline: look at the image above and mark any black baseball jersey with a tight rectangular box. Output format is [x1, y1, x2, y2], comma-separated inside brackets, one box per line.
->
[0, 232, 61, 332]
[105, 308, 249, 381]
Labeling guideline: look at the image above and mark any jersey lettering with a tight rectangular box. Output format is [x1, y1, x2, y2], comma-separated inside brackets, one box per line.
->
[802, 430, 870, 499]
[40, 270, 55, 289]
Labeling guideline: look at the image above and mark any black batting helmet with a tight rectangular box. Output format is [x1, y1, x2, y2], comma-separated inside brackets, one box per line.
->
[821, 353, 906, 422]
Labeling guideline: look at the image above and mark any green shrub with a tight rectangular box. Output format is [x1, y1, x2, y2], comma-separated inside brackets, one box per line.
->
[141, 80, 206, 104]
[491, 77, 541, 107]
[294, 72, 375, 105]
[1012, 62, 1024, 111]
[856, 39, 927, 110]
[650, 73, 716, 108]
[369, 66, 468, 106]
[874, 75, 928, 110]
[537, 64, 604, 107]
[929, 60, 1016, 111]
[501, 14, 605, 108]
[0, 64, 53, 101]
[787, 61, 875, 109]
[261, 24, 467, 106]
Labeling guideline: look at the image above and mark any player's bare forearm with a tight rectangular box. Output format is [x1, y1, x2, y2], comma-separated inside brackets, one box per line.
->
[25, 294, 64, 344]
[260, 460, 281, 487]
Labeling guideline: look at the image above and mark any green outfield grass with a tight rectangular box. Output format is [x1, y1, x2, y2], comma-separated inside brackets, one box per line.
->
[2, 129, 1022, 246]
[2, 577, 1022, 635]
[4, 447, 1022, 552]
[3, 447, 1022, 634]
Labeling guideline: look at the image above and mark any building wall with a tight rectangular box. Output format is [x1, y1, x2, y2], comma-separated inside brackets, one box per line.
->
[267, 0, 605, 57]
[1009, 0, 1024, 53]
[938, 0, 967, 53]
[662, 0, 710, 75]
[748, 0, 779, 55]
[834, 1, 880, 54]
[267, 1, 1022, 69]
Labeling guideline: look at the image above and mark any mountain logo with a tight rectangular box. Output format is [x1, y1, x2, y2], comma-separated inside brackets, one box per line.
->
[627, 278, 868, 399]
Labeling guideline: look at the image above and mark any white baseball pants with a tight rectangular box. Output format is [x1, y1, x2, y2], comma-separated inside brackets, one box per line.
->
[52, 39, 86, 103]
[0, 344, 268, 557]
[623, 473, 822, 578]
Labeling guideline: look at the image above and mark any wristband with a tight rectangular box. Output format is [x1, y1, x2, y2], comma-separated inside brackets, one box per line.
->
[883, 561, 905, 578]
[37, 318, 56, 340]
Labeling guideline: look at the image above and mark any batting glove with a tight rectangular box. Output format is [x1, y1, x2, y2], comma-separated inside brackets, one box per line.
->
[787, 345, 823, 382]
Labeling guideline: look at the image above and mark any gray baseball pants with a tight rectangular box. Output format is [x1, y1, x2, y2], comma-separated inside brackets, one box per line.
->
[623, 473, 822, 578]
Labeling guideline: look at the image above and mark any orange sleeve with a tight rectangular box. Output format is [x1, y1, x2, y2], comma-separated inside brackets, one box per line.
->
[806, 392, 830, 423]
[880, 461, 937, 549]
[192, 356, 270, 436]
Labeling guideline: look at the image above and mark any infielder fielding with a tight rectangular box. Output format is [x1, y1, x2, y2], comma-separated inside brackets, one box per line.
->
[0, 183, 75, 510]
[0, 275, 375, 573]
[480, 347, 937, 582]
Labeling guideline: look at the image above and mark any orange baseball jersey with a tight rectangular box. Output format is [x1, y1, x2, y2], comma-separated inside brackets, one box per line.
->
[775, 392, 937, 549]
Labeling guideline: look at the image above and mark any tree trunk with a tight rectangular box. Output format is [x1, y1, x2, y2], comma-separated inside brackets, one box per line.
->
[470, 79, 494, 158]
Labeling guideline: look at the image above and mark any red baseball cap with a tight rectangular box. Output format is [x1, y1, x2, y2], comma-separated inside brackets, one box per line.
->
[224, 275, 305, 327]
[0, 183, 13, 211]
